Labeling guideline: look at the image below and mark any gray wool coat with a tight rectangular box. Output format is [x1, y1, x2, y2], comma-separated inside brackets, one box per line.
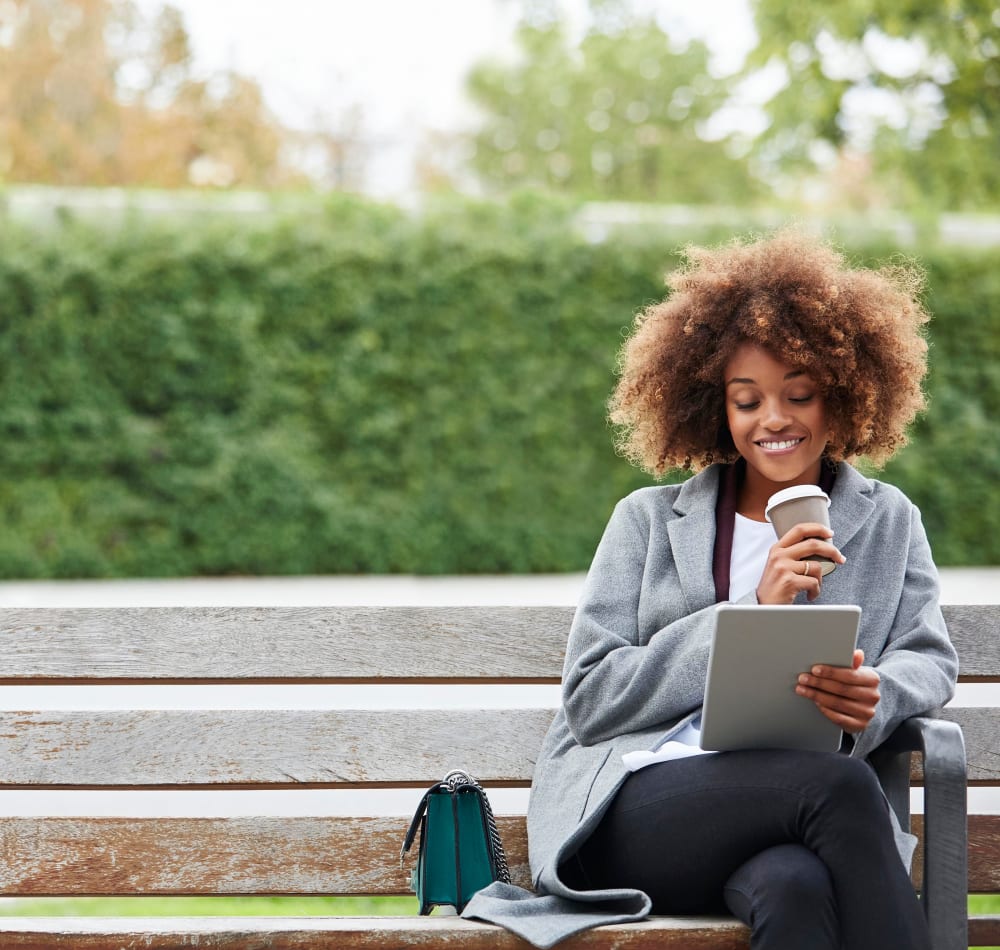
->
[463, 462, 959, 948]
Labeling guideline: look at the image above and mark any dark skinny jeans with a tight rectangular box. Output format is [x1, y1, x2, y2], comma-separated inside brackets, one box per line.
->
[564, 750, 931, 950]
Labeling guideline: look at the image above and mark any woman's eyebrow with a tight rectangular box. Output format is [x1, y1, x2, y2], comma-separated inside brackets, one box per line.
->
[725, 370, 805, 387]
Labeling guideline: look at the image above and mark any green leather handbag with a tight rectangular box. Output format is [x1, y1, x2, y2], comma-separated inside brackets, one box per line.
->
[400, 769, 511, 915]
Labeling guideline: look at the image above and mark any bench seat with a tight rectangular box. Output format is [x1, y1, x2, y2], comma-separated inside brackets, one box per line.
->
[0, 605, 996, 949]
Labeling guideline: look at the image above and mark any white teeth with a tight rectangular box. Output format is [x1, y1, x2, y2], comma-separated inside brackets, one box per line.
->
[758, 439, 803, 450]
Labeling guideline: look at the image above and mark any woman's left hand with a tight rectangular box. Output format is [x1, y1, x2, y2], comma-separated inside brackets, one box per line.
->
[795, 649, 880, 734]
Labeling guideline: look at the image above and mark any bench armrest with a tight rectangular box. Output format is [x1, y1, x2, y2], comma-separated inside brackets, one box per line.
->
[870, 715, 968, 950]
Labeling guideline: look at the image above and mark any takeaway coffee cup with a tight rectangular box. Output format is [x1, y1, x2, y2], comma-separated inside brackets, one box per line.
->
[765, 484, 836, 576]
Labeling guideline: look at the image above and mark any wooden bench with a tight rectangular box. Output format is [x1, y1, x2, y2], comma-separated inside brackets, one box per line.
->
[0, 605, 995, 949]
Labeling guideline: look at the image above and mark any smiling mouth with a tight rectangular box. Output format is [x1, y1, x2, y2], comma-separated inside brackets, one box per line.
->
[756, 438, 805, 451]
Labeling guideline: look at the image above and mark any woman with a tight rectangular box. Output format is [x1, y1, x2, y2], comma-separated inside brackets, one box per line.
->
[464, 230, 958, 949]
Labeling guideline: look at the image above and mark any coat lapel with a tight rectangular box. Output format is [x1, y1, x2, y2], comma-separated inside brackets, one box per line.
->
[666, 467, 721, 613]
[828, 463, 877, 549]
[664, 462, 874, 613]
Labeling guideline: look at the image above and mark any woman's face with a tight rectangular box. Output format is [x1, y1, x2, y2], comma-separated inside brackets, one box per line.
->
[723, 342, 830, 488]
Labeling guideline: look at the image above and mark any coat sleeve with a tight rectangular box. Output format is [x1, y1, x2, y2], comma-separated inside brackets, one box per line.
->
[850, 501, 959, 760]
[561, 495, 753, 746]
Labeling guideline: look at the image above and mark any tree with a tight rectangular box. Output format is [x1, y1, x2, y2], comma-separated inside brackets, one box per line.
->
[462, 15, 763, 204]
[0, 0, 308, 188]
[746, 0, 1000, 211]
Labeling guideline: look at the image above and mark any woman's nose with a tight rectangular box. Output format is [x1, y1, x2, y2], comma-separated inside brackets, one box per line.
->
[761, 399, 792, 428]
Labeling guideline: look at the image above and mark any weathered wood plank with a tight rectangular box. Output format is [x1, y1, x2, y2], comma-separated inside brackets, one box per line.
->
[910, 814, 1000, 892]
[965, 813, 1000, 893]
[941, 604, 1000, 681]
[969, 915, 1000, 946]
[0, 916, 752, 950]
[936, 707, 1000, 783]
[0, 604, 993, 682]
[1, 814, 997, 897]
[891, 707, 998, 784]
[1, 707, 994, 786]
[0, 709, 556, 786]
[0, 607, 571, 682]
[0, 816, 531, 896]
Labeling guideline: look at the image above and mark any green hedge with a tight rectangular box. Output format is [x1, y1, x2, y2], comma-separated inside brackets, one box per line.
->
[0, 194, 995, 577]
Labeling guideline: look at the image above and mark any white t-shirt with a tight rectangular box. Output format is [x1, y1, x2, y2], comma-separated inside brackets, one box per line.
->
[621, 514, 775, 771]
[729, 514, 777, 602]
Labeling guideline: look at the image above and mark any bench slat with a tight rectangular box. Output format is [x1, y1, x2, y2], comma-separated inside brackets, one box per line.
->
[0, 607, 569, 682]
[910, 814, 1000, 891]
[1, 707, 995, 786]
[0, 916, 753, 949]
[0, 815, 531, 896]
[0, 709, 555, 787]
[969, 916, 1000, 947]
[0, 604, 992, 682]
[941, 605, 1000, 681]
[0, 814, 996, 897]
[937, 707, 999, 784]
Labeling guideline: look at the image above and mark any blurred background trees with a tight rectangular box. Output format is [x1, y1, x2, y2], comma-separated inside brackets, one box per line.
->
[1, 0, 998, 211]
[464, 16, 762, 203]
[0, 0, 318, 187]
[746, 0, 1000, 211]
[459, 0, 1000, 211]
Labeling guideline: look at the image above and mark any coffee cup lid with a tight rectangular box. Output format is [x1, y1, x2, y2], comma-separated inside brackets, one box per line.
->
[764, 484, 831, 523]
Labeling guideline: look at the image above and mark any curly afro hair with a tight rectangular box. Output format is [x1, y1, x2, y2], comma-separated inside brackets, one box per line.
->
[609, 229, 930, 476]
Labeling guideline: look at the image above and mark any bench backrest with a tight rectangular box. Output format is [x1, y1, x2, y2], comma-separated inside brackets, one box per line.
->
[0, 605, 996, 900]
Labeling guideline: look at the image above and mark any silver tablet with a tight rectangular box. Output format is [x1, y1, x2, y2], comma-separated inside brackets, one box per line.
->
[699, 604, 862, 752]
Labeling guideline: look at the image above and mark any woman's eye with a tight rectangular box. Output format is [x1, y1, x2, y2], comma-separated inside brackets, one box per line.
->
[734, 401, 758, 411]
[789, 395, 815, 404]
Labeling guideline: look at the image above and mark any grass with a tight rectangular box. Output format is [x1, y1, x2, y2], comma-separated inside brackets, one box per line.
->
[0, 895, 417, 916]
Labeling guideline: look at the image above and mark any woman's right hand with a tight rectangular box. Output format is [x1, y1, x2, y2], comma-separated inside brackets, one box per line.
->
[756, 522, 846, 604]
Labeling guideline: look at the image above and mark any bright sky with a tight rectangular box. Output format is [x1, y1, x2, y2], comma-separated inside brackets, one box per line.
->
[136, 0, 757, 195]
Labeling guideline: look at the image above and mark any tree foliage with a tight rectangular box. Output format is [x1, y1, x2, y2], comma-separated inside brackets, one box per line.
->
[0, 0, 304, 187]
[465, 17, 762, 203]
[747, 0, 1000, 210]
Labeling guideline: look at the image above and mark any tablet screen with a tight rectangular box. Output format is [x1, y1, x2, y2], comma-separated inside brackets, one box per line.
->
[699, 604, 861, 752]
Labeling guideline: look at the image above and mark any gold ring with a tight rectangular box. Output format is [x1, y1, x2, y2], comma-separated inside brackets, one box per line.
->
[802, 561, 810, 577]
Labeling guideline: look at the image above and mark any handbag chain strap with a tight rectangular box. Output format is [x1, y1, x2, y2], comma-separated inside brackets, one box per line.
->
[443, 769, 511, 884]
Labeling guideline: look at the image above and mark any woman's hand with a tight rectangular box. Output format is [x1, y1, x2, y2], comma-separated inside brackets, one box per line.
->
[755, 522, 846, 604]
[796, 649, 881, 734]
